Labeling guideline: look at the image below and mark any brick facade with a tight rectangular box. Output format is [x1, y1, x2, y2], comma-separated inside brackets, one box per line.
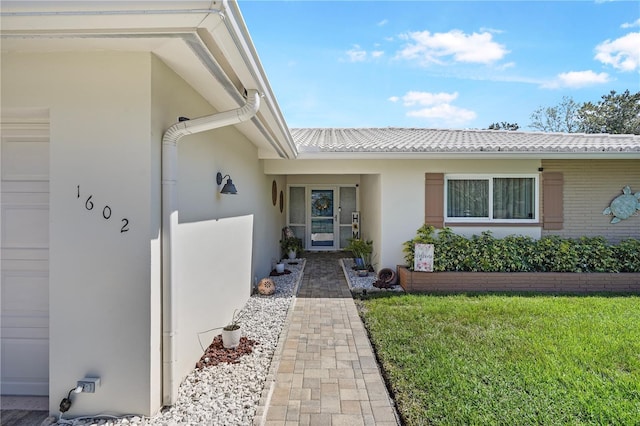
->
[398, 266, 640, 294]
[541, 159, 640, 243]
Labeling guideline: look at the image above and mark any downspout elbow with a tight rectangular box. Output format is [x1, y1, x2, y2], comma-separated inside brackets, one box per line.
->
[162, 90, 260, 146]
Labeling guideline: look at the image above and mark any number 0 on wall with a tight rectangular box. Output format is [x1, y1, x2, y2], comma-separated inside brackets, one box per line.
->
[77, 185, 130, 233]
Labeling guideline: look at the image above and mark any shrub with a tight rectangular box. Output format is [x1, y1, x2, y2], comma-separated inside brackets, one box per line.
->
[614, 239, 640, 272]
[403, 227, 640, 273]
[346, 237, 374, 267]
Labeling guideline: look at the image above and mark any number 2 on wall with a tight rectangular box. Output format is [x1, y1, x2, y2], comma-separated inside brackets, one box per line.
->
[77, 185, 130, 233]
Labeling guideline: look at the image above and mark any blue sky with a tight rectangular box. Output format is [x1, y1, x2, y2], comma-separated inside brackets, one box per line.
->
[239, 1, 639, 130]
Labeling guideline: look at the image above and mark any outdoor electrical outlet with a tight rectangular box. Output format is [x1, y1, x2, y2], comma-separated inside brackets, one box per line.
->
[77, 377, 101, 393]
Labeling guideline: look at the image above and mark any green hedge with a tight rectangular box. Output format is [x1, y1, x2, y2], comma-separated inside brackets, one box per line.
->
[403, 225, 640, 273]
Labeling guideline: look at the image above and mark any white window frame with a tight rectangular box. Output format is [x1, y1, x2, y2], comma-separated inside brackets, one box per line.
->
[444, 174, 539, 223]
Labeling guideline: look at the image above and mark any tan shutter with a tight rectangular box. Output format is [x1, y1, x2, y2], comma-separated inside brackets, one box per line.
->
[542, 172, 563, 230]
[425, 173, 444, 228]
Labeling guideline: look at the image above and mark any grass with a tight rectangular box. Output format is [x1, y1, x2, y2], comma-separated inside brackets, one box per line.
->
[358, 293, 640, 425]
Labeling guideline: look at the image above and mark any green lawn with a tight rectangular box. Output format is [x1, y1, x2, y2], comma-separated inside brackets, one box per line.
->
[358, 294, 640, 425]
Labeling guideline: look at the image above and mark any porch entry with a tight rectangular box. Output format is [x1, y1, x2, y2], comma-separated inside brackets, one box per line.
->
[287, 185, 358, 251]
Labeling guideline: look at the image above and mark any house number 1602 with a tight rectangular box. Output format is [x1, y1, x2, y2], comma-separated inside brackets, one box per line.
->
[77, 185, 130, 233]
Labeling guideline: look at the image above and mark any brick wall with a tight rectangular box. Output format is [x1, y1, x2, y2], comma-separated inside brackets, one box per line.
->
[541, 159, 640, 243]
[398, 266, 640, 294]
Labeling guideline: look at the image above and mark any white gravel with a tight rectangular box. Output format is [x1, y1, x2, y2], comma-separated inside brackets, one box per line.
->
[47, 260, 305, 426]
[340, 258, 404, 294]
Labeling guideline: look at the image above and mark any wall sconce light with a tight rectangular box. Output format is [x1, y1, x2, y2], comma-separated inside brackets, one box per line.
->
[216, 172, 238, 195]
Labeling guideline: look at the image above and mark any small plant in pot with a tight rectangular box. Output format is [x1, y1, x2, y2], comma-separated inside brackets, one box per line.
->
[221, 309, 242, 349]
[346, 237, 374, 275]
[280, 236, 303, 260]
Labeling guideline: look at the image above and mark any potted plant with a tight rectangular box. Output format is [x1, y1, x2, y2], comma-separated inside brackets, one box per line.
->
[346, 237, 373, 274]
[280, 236, 303, 260]
[222, 309, 242, 349]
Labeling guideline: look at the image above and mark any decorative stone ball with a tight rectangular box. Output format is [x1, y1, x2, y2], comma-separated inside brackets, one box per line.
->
[258, 278, 276, 296]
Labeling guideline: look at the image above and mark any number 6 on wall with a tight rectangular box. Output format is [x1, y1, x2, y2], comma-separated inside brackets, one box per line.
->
[77, 185, 130, 234]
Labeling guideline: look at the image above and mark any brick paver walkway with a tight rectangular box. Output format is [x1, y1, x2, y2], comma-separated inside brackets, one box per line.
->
[256, 252, 399, 426]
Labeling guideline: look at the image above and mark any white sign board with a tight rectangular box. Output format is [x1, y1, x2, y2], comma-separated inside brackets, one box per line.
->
[414, 243, 434, 272]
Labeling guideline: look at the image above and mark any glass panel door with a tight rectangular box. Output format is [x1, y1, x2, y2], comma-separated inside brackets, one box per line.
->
[288, 186, 306, 248]
[310, 189, 336, 249]
[339, 187, 357, 249]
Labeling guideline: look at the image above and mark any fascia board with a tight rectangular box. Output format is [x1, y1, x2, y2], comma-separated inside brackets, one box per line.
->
[0, 3, 220, 32]
[203, 1, 296, 158]
[1, 1, 296, 159]
[294, 151, 640, 160]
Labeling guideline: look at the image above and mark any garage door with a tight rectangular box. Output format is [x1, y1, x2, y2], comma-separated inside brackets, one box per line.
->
[1, 109, 50, 396]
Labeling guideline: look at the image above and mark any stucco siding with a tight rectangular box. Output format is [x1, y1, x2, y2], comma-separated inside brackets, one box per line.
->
[1, 50, 287, 418]
[151, 56, 284, 405]
[267, 159, 542, 268]
[2, 51, 155, 415]
[541, 159, 640, 242]
[360, 174, 382, 268]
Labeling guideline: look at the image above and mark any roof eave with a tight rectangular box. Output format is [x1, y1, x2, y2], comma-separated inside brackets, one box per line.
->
[295, 151, 640, 160]
[0, 0, 296, 159]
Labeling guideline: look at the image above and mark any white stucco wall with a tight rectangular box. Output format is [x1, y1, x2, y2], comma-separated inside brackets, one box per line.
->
[174, 215, 253, 377]
[359, 175, 382, 268]
[2, 52, 156, 415]
[1, 50, 286, 418]
[265, 158, 542, 268]
[151, 56, 285, 398]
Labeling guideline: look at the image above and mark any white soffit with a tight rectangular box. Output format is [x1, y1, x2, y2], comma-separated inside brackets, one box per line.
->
[154, 36, 240, 112]
[1, 2, 296, 159]
[0, 1, 217, 31]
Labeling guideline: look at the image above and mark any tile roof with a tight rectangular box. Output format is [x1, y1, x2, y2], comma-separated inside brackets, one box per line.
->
[291, 128, 640, 155]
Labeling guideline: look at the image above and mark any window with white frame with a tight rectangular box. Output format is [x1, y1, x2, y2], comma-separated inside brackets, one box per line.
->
[445, 175, 538, 222]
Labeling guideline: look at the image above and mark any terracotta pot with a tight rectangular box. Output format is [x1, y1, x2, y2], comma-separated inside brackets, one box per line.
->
[377, 268, 397, 285]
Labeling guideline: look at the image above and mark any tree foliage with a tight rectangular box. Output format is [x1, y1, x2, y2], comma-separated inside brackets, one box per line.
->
[528, 91, 640, 135]
[529, 96, 581, 133]
[577, 90, 640, 135]
[487, 122, 520, 131]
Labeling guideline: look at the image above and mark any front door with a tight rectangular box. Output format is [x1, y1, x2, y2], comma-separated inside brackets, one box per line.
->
[310, 188, 337, 250]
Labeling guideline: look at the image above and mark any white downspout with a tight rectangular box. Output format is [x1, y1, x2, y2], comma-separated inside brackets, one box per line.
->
[161, 89, 260, 405]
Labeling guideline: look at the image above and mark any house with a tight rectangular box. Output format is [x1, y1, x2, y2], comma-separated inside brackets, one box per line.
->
[2, 0, 639, 419]
[1, 0, 295, 417]
[267, 128, 640, 273]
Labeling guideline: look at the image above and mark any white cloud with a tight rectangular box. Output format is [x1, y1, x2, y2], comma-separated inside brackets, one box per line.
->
[595, 32, 640, 72]
[400, 91, 459, 106]
[407, 104, 477, 126]
[621, 18, 640, 29]
[391, 91, 476, 126]
[479, 27, 504, 34]
[377, 19, 388, 27]
[542, 70, 611, 89]
[346, 45, 367, 62]
[396, 29, 508, 65]
[345, 45, 384, 62]
[496, 61, 516, 71]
